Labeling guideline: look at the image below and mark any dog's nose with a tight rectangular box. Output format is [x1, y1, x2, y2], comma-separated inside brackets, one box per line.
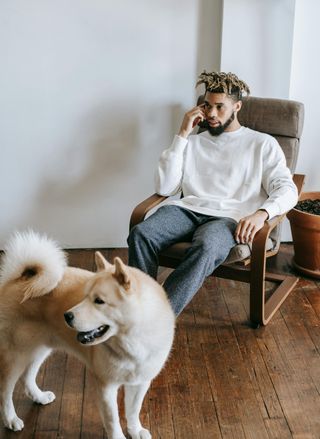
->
[64, 311, 74, 327]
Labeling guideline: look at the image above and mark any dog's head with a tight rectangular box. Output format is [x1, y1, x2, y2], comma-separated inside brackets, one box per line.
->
[64, 252, 140, 346]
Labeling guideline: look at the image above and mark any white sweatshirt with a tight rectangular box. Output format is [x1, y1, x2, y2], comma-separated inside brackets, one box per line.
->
[155, 127, 298, 222]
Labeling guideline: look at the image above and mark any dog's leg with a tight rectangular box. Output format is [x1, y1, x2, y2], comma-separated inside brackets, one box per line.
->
[23, 347, 55, 405]
[97, 383, 126, 439]
[0, 360, 25, 431]
[125, 381, 151, 439]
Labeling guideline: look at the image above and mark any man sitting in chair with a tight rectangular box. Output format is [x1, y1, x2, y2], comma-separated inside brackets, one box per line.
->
[127, 71, 298, 316]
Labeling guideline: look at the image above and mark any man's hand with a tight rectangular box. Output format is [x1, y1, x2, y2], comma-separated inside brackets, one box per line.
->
[235, 210, 269, 245]
[178, 104, 206, 138]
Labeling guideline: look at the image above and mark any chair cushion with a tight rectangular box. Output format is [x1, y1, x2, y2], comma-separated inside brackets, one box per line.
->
[224, 239, 274, 264]
[160, 238, 274, 265]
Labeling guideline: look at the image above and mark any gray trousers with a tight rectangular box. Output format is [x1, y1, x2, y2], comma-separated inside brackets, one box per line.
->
[127, 205, 237, 315]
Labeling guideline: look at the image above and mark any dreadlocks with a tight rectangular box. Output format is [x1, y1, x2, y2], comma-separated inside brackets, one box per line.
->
[196, 71, 250, 101]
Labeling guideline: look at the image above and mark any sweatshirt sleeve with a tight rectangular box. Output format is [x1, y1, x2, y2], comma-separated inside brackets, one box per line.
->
[260, 137, 298, 219]
[154, 135, 188, 196]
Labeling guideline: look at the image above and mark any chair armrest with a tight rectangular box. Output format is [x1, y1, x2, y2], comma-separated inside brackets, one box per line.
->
[251, 173, 305, 256]
[252, 213, 285, 250]
[129, 193, 168, 230]
[293, 173, 306, 197]
[245, 214, 284, 271]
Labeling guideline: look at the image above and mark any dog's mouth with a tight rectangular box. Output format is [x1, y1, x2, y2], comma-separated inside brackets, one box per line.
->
[77, 325, 110, 344]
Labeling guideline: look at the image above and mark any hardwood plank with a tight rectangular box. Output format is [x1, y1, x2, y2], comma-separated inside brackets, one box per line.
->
[264, 418, 292, 439]
[204, 342, 246, 439]
[80, 368, 106, 439]
[168, 326, 221, 436]
[256, 318, 318, 437]
[58, 355, 85, 437]
[200, 278, 269, 439]
[105, 248, 128, 265]
[300, 281, 320, 349]
[66, 249, 95, 271]
[168, 338, 194, 438]
[303, 280, 320, 315]
[35, 352, 67, 432]
[167, 320, 222, 439]
[204, 340, 270, 439]
[221, 279, 286, 421]
[148, 385, 175, 439]
[292, 434, 318, 439]
[276, 285, 320, 436]
[33, 432, 58, 439]
[191, 280, 220, 346]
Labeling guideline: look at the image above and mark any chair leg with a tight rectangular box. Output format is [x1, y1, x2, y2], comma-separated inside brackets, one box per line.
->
[250, 268, 299, 326]
[249, 233, 299, 325]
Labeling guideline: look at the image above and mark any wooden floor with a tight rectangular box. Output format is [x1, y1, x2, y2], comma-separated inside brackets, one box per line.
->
[1, 245, 320, 439]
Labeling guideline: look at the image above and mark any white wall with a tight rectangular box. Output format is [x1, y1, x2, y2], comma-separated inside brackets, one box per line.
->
[289, 0, 320, 191]
[0, 0, 222, 248]
[196, 0, 223, 76]
[221, 0, 296, 98]
[2, 0, 317, 248]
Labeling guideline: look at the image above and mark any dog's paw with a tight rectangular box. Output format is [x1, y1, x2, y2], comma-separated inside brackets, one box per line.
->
[4, 415, 24, 431]
[35, 390, 56, 405]
[128, 427, 152, 439]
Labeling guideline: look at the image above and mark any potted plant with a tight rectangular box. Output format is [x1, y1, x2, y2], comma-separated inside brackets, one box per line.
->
[287, 192, 320, 278]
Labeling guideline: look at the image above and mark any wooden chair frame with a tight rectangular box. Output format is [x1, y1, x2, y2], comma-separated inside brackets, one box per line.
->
[129, 174, 305, 327]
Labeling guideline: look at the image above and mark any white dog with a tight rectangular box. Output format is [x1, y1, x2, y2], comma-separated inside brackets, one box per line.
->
[0, 231, 175, 439]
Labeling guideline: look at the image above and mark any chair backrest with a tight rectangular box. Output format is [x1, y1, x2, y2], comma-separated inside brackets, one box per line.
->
[238, 96, 304, 172]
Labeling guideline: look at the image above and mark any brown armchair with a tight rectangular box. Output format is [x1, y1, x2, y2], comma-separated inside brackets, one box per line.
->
[130, 96, 305, 326]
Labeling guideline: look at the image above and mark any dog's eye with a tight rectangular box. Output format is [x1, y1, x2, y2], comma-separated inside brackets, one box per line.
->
[94, 297, 105, 305]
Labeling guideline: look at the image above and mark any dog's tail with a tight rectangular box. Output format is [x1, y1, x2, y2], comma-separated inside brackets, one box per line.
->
[0, 230, 67, 302]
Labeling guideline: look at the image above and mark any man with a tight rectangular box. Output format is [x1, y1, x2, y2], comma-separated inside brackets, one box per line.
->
[127, 71, 298, 316]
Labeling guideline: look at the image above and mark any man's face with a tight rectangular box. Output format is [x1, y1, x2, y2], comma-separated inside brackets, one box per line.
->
[201, 92, 242, 136]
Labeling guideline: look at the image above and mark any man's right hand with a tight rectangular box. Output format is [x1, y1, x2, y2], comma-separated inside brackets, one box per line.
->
[178, 104, 206, 138]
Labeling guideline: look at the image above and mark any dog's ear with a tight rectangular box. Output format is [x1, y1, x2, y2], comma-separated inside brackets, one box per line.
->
[113, 257, 131, 291]
[95, 251, 112, 272]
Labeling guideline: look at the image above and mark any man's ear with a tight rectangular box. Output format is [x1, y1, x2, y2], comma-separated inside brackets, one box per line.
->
[113, 257, 131, 291]
[234, 100, 242, 113]
[95, 251, 112, 272]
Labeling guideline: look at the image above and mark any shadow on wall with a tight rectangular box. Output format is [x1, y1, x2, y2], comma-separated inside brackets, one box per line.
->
[20, 101, 184, 247]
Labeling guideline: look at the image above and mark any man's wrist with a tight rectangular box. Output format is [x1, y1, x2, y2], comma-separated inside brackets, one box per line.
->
[257, 209, 269, 220]
[178, 130, 189, 139]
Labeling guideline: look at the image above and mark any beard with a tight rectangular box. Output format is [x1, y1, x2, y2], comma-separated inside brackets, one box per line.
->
[200, 111, 235, 136]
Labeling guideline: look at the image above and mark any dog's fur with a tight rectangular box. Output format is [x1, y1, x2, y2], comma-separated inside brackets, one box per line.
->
[0, 231, 175, 439]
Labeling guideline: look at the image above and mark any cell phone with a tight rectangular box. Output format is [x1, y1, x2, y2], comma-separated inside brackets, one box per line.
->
[196, 103, 207, 128]
[197, 119, 208, 129]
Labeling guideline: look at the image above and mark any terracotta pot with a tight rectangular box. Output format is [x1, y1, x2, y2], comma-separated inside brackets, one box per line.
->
[287, 191, 320, 279]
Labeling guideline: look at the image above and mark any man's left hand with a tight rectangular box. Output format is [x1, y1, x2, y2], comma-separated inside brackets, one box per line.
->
[235, 210, 269, 245]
